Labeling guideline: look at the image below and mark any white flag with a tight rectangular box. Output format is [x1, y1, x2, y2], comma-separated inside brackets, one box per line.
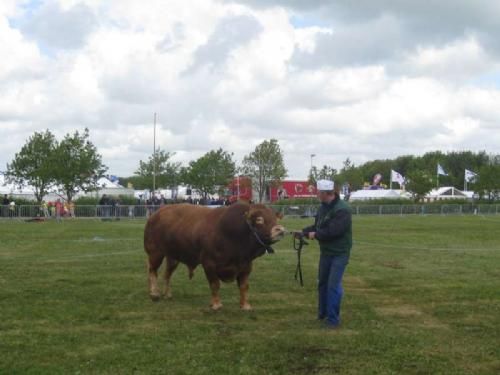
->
[465, 169, 477, 183]
[437, 163, 448, 176]
[391, 170, 405, 185]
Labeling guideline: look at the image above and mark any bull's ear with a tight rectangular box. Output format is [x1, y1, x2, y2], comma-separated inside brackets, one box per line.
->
[276, 211, 284, 219]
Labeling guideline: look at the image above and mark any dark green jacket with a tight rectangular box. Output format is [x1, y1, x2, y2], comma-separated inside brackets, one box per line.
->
[303, 198, 352, 257]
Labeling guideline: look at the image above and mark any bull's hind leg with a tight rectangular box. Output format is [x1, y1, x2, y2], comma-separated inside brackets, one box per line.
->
[147, 253, 164, 301]
[164, 257, 179, 299]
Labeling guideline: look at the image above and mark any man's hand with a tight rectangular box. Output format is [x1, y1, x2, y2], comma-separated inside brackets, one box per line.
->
[293, 231, 304, 239]
[307, 232, 316, 240]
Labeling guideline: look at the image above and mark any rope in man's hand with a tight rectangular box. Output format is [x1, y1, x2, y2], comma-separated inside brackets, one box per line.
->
[291, 231, 308, 286]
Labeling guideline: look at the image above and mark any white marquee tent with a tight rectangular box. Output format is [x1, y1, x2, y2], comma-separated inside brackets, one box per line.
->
[0, 174, 133, 201]
[425, 187, 470, 201]
[349, 189, 411, 201]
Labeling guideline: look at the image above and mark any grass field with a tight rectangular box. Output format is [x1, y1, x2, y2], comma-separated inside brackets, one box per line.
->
[1, 215, 500, 374]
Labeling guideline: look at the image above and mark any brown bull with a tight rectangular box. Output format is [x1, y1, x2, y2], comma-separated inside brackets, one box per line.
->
[144, 202, 285, 310]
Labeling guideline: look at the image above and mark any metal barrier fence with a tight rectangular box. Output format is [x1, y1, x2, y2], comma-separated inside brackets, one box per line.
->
[271, 204, 500, 217]
[1, 204, 499, 220]
[0, 205, 167, 219]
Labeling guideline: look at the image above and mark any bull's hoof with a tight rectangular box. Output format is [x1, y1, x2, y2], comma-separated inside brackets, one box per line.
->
[150, 294, 161, 302]
[163, 291, 173, 299]
[240, 303, 252, 311]
[210, 302, 223, 311]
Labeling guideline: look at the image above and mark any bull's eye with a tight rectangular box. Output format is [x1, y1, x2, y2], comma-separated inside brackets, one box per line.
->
[255, 216, 265, 225]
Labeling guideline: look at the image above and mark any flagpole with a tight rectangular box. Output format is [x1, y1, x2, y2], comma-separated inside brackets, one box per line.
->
[153, 112, 157, 197]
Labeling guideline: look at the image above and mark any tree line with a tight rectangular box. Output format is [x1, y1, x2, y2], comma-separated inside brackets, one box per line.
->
[4, 131, 288, 203]
[120, 138, 287, 203]
[5, 129, 106, 203]
[332, 151, 500, 201]
[5, 129, 500, 203]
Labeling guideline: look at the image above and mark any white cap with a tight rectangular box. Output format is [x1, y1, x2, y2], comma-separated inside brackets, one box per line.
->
[317, 179, 334, 191]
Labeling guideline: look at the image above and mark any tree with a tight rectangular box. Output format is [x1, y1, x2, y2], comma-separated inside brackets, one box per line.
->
[133, 148, 181, 190]
[337, 157, 364, 190]
[241, 139, 287, 203]
[332, 151, 492, 192]
[309, 165, 337, 185]
[308, 166, 318, 184]
[53, 129, 107, 202]
[5, 130, 57, 203]
[183, 148, 236, 199]
[405, 170, 434, 202]
[475, 164, 500, 202]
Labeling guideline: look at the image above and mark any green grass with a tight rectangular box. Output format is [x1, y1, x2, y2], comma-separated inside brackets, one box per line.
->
[1, 215, 499, 374]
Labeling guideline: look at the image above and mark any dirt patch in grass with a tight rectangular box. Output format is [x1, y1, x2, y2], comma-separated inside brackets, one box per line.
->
[375, 304, 450, 329]
[376, 305, 423, 317]
[346, 276, 378, 294]
[379, 260, 405, 269]
[359, 278, 451, 331]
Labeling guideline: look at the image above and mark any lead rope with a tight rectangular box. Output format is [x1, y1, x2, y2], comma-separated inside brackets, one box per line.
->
[293, 234, 308, 286]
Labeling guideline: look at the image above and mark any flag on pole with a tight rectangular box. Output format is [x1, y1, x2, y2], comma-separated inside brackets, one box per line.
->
[465, 169, 477, 183]
[437, 163, 448, 176]
[390, 170, 405, 185]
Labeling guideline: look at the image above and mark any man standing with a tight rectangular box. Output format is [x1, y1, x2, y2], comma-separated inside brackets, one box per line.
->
[99, 194, 109, 217]
[2, 195, 9, 217]
[40, 200, 49, 218]
[55, 199, 63, 222]
[9, 199, 16, 219]
[300, 179, 352, 329]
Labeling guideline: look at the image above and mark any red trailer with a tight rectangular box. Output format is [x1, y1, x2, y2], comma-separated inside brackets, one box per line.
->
[227, 178, 317, 203]
[227, 176, 253, 202]
[270, 180, 316, 202]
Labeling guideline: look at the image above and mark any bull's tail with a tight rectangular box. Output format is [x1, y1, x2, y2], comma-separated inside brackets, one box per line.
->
[144, 220, 166, 301]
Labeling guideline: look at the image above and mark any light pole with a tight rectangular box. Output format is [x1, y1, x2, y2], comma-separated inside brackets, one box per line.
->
[310, 153, 316, 172]
[153, 112, 157, 199]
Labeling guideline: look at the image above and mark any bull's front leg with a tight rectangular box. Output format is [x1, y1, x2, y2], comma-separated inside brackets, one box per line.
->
[203, 265, 223, 310]
[209, 279, 222, 310]
[237, 272, 252, 311]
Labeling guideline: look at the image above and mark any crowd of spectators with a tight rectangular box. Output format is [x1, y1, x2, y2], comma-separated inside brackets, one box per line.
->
[2, 194, 78, 220]
[140, 194, 234, 207]
[2, 193, 243, 220]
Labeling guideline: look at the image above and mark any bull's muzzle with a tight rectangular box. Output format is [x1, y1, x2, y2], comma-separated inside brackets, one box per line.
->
[271, 225, 286, 243]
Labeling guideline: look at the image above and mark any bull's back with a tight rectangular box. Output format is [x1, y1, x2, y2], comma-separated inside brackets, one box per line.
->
[144, 204, 222, 265]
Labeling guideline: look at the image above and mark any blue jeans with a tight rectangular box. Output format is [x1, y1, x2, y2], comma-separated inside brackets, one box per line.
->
[318, 253, 349, 326]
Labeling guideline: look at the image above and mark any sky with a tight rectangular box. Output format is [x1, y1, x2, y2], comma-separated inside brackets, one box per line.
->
[1, 0, 500, 179]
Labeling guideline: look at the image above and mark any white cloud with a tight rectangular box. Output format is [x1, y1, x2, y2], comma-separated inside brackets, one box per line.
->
[400, 36, 495, 81]
[0, 18, 44, 81]
[19, 1, 97, 51]
[1, 0, 500, 180]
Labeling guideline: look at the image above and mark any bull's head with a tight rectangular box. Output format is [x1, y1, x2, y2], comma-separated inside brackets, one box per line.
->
[246, 205, 285, 245]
